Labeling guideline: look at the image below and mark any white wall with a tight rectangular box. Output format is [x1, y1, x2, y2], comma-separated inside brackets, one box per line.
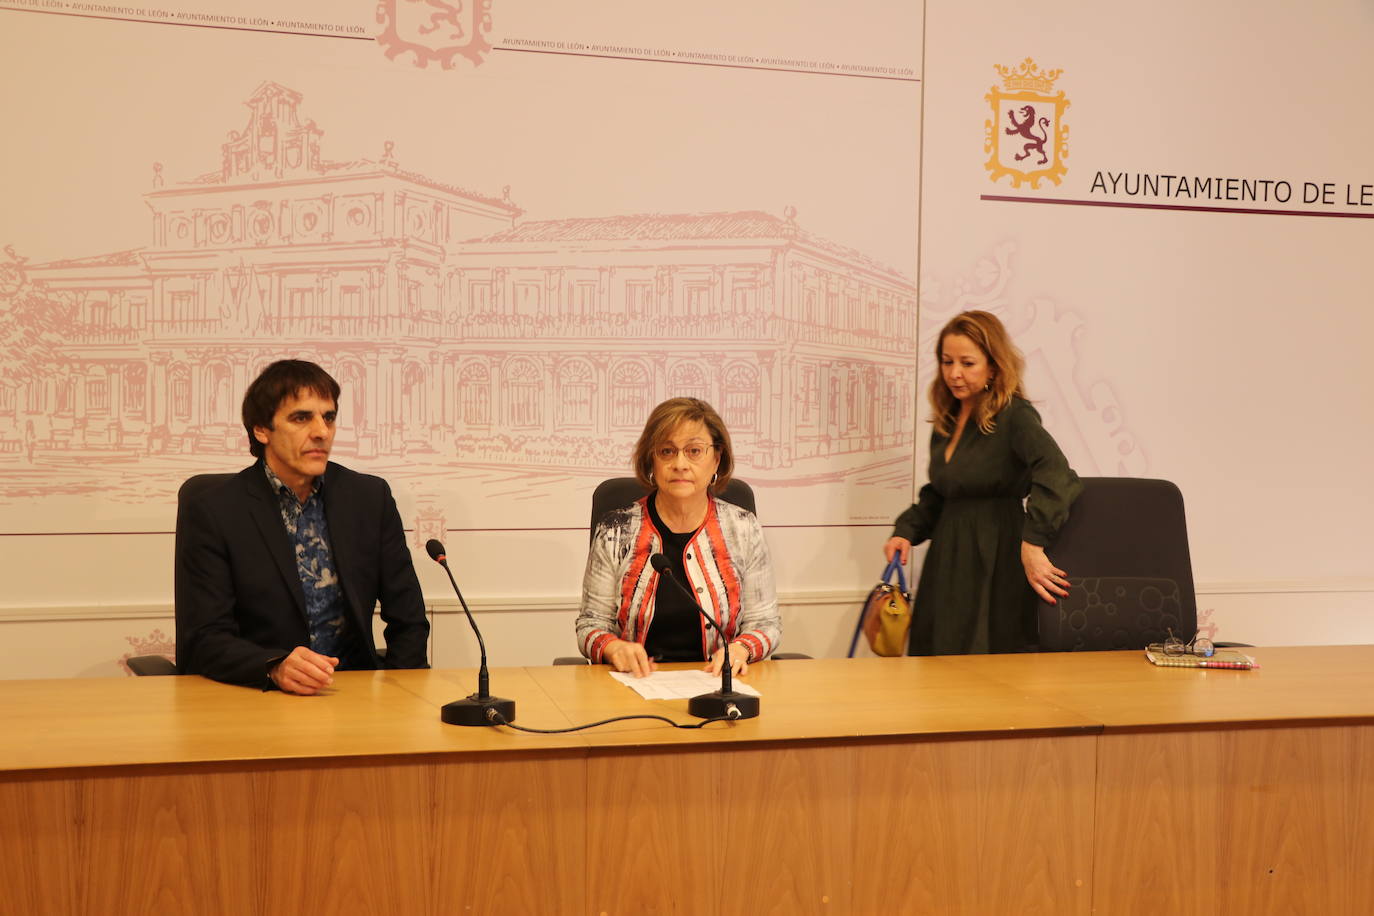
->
[916, 0, 1374, 642]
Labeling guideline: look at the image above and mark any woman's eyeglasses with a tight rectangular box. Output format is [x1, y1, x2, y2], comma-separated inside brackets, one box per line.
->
[1160, 628, 1215, 658]
[655, 444, 715, 463]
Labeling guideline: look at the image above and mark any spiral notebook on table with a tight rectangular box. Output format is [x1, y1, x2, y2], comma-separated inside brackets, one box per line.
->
[1144, 646, 1256, 669]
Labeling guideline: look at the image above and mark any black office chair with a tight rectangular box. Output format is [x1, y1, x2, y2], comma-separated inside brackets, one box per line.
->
[178, 473, 237, 507]
[557, 476, 807, 663]
[128, 475, 238, 677]
[1037, 477, 1244, 651]
[166, 473, 240, 675]
[126, 655, 178, 676]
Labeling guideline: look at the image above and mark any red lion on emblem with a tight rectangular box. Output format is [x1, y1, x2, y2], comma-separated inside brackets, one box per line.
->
[375, 0, 493, 69]
[1005, 105, 1049, 166]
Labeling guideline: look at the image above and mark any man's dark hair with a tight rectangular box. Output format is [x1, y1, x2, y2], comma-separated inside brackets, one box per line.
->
[242, 360, 341, 458]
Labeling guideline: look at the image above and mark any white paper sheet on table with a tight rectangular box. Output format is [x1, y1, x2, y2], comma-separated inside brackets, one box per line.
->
[609, 670, 762, 701]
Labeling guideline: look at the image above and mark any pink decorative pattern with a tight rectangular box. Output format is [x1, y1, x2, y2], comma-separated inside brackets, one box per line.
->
[920, 241, 1148, 477]
[1, 83, 916, 528]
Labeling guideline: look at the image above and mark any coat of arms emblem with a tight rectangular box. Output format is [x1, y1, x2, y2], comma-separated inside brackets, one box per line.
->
[376, 0, 494, 69]
[984, 58, 1069, 189]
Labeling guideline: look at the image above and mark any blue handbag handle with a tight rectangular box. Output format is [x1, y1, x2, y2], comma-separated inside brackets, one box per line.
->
[883, 555, 908, 594]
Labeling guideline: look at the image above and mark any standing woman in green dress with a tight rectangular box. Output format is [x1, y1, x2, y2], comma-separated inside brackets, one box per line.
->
[884, 310, 1082, 655]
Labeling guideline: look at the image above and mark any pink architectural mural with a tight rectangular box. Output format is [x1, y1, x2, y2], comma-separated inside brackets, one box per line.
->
[0, 82, 917, 529]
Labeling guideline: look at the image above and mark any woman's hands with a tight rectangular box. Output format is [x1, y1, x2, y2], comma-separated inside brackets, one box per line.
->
[1021, 541, 1070, 604]
[603, 639, 657, 677]
[604, 639, 752, 678]
[705, 643, 751, 678]
[890, 536, 1068, 602]
[883, 536, 912, 565]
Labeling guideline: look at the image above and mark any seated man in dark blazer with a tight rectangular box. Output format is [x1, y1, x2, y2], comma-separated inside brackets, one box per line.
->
[175, 360, 429, 694]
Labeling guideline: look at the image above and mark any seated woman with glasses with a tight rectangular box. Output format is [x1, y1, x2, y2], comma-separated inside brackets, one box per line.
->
[576, 397, 780, 678]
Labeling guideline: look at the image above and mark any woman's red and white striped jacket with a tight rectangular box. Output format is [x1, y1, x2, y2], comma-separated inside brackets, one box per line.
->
[576, 496, 781, 663]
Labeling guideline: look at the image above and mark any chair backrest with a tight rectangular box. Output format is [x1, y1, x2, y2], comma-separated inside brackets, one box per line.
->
[589, 477, 757, 543]
[175, 473, 237, 568]
[1037, 477, 1197, 651]
[173, 473, 237, 669]
[178, 473, 237, 509]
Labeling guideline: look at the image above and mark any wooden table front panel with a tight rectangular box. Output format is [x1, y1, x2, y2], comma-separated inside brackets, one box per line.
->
[0, 752, 586, 916]
[851, 733, 1096, 916]
[585, 732, 1096, 916]
[1093, 724, 1374, 915]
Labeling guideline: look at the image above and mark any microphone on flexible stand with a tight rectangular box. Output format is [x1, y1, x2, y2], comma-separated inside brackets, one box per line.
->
[649, 553, 760, 720]
[425, 539, 515, 726]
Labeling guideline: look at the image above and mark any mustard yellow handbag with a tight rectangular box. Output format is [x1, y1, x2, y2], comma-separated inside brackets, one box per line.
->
[848, 556, 912, 657]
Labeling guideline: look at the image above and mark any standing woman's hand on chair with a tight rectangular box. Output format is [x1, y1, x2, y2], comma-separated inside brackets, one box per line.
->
[1021, 541, 1070, 604]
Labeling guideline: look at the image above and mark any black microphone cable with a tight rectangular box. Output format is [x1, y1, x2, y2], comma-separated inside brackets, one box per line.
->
[483, 708, 736, 732]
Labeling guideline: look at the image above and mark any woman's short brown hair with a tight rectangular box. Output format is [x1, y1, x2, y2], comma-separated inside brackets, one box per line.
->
[631, 397, 734, 495]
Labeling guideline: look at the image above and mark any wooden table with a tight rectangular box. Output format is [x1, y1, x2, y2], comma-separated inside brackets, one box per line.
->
[2, 648, 1371, 915]
[942, 647, 1374, 913]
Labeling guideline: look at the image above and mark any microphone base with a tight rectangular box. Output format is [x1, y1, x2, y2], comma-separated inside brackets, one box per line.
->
[441, 694, 516, 727]
[688, 690, 759, 720]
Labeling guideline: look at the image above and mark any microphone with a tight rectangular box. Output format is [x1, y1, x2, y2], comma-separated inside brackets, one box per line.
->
[649, 553, 759, 720]
[425, 539, 515, 726]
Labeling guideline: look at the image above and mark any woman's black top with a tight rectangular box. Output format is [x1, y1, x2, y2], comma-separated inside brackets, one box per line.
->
[643, 494, 707, 662]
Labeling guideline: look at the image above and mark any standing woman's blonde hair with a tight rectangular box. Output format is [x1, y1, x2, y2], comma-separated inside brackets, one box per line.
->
[928, 310, 1026, 436]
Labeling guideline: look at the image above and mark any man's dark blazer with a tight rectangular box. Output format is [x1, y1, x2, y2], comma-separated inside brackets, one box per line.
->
[174, 461, 430, 688]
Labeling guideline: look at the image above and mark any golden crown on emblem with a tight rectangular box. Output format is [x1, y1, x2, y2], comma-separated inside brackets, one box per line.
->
[995, 57, 1063, 94]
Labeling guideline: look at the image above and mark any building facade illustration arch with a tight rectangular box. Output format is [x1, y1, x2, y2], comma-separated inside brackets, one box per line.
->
[555, 357, 595, 430]
[456, 360, 492, 429]
[667, 361, 710, 403]
[609, 359, 653, 430]
[502, 356, 544, 430]
[720, 361, 760, 433]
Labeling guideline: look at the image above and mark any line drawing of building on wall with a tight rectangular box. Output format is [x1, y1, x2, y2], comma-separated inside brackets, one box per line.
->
[1, 82, 917, 519]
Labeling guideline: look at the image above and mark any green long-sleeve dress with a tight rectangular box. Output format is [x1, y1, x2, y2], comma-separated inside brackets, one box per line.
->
[892, 397, 1081, 655]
